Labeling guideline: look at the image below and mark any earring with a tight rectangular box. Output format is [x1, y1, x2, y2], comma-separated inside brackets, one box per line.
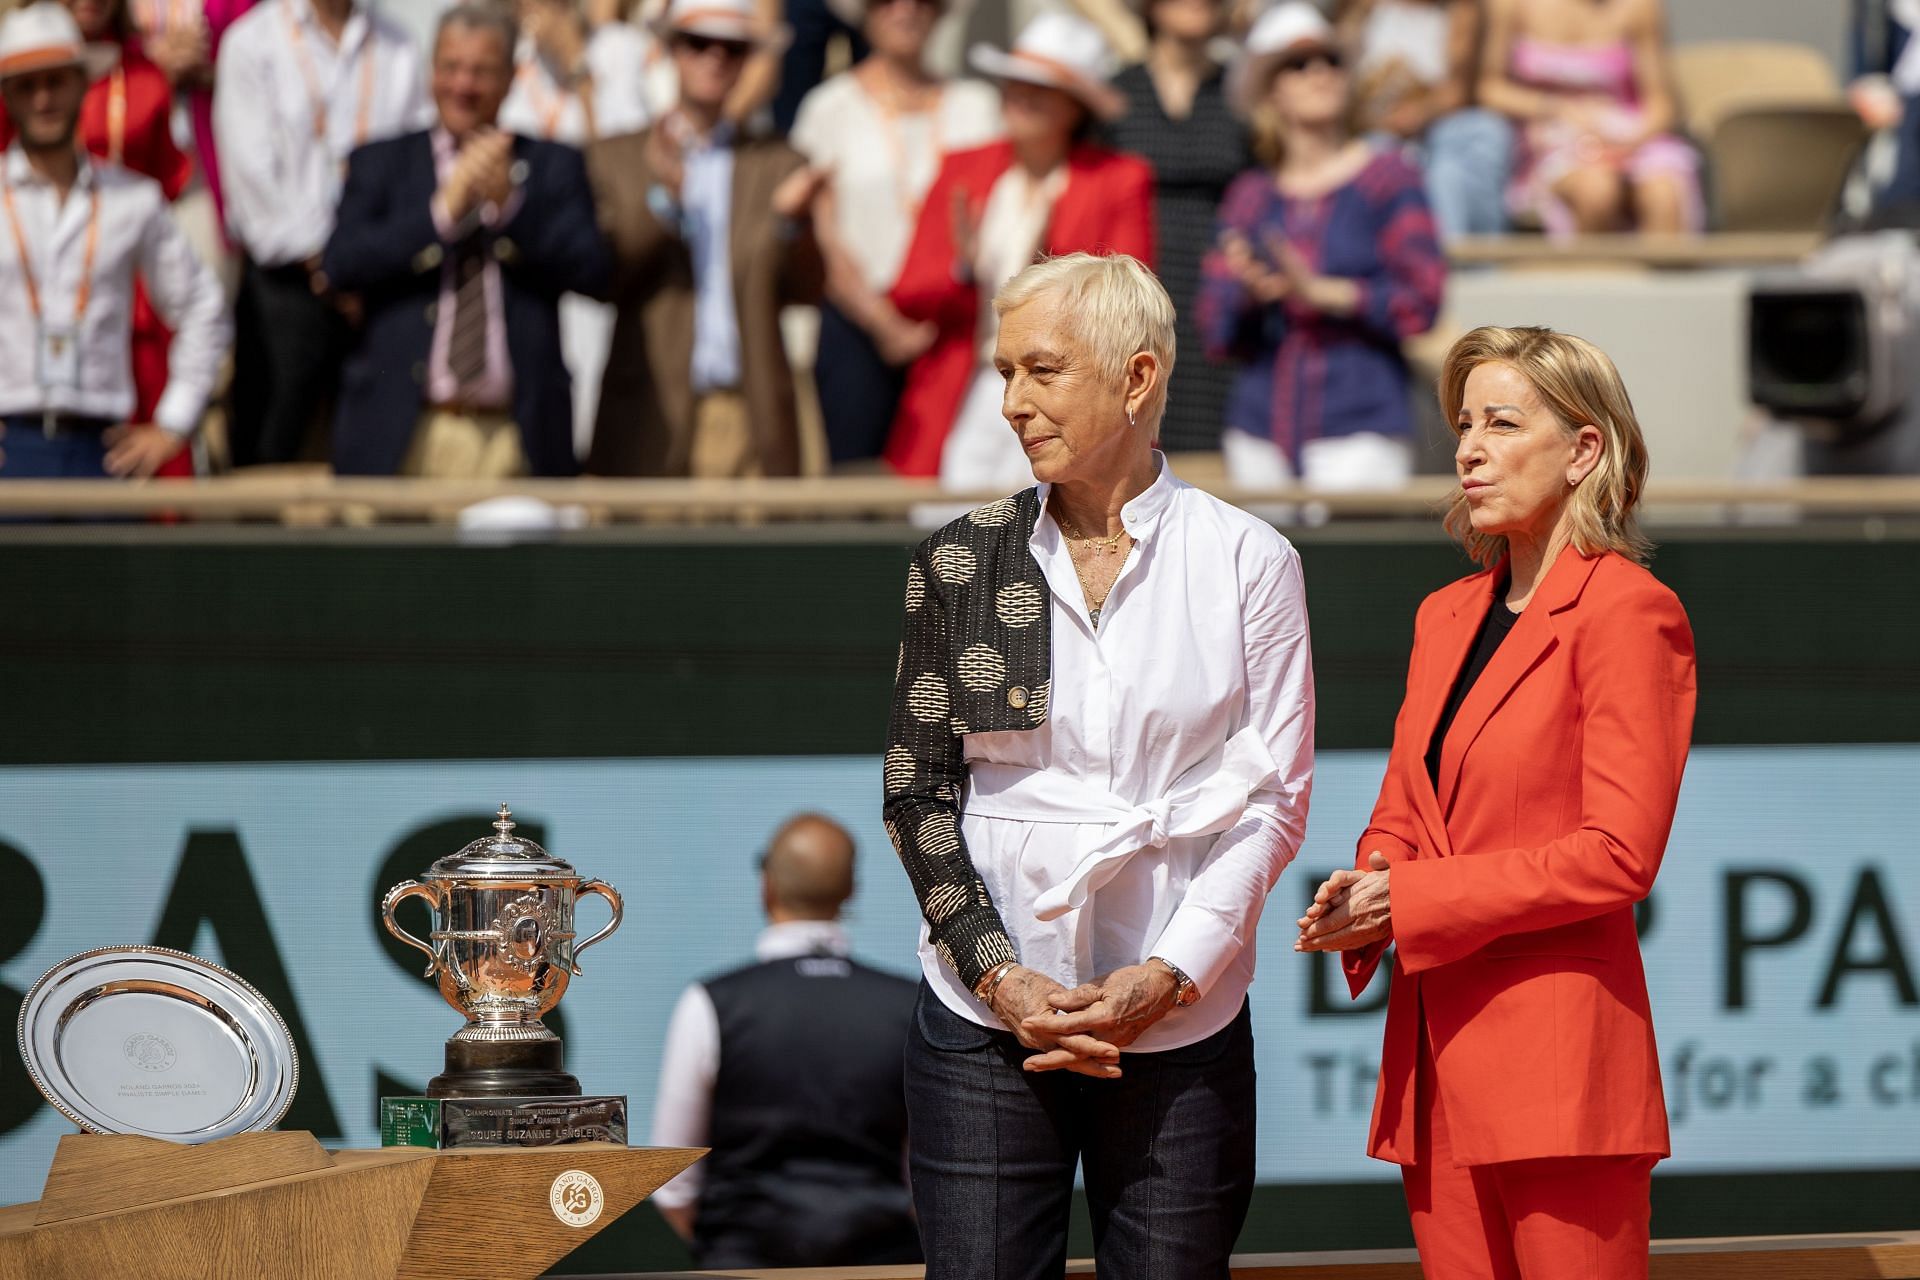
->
[1127, 407, 1136, 428]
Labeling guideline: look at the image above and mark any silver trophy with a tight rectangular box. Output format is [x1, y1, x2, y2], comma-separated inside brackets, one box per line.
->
[382, 805, 622, 1098]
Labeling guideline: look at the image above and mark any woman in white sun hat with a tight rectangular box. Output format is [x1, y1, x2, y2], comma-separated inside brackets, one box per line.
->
[1198, 0, 1444, 495]
[883, 10, 1154, 489]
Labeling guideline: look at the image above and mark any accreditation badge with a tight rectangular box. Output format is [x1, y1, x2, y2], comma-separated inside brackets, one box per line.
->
[37, 324, 80, 393]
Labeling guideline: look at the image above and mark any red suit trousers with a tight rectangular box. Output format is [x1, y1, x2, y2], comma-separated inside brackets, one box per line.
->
[1401, 1025, 1657, 1279]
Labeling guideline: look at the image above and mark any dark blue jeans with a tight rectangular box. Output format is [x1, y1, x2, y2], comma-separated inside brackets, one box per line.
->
[905, 983, 1257, 1280]
[0, 416, 112, 478]
[815, 300, 905, 465]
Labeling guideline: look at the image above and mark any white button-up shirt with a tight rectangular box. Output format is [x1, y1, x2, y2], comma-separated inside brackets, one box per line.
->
[213, 0, 427, 267]
[0, 149, 229, 434]
[649, 920, 854, 1211]
[922, 458, 1316, 1051]
[680, 122, 740, 394]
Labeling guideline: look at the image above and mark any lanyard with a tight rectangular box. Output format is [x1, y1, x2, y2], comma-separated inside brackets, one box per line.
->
[0, 159, 104, 334]
[106, 67, 126, 166]
[282, 0, 377, 145]
[515, 58, 595, 142]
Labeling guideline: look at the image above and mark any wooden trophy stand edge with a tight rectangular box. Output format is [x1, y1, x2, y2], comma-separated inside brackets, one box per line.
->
[34, 1130, 342, 1224]
[0, 1131, 706, 1280]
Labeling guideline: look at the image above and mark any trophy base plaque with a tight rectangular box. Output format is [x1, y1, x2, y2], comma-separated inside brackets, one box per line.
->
[380, 1094, 629, 1149]
[426, 1035, 581, 1099]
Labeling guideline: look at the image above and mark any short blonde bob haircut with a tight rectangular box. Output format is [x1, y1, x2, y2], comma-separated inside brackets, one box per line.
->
[994, 252, 1177, 437]
[1439, 325, 1654, 567]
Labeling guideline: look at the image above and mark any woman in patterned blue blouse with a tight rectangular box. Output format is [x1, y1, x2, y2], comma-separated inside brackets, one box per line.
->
[1199, 2, 1446, 492]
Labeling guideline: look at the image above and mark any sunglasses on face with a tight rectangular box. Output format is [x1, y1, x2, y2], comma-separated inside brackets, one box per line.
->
[677, 33, 751, 58]
[870, 0, 941, 11]
[1275, 48, 1342, 76]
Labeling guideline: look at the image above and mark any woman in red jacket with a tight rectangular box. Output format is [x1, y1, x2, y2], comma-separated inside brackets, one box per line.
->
[885, 11, 1154, 485]
[1297, 325, 1696, 1279]
[1, 0, 196, 476]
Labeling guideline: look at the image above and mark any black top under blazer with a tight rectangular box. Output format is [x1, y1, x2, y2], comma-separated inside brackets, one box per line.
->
[883, 489, 1055, 992]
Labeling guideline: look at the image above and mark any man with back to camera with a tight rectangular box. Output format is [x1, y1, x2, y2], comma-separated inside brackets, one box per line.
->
[650, 814, 921, 1269]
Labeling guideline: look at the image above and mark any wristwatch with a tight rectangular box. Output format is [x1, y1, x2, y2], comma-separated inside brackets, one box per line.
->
[1149, 956, 1200, 1007]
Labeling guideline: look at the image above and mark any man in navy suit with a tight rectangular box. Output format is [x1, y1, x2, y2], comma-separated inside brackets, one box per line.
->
[321, 2, 611, 477]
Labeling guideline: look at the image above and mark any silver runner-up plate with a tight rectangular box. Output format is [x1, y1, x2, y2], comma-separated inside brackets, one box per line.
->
[16, 945, 299, 1143]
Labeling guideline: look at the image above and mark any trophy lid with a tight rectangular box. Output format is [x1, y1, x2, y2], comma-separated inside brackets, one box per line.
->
[426, 804, 579, 880]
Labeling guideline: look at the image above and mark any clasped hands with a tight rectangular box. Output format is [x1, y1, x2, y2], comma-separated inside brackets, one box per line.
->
[1294, 851, 1393, 953]
[984, 962, 1182, 1080]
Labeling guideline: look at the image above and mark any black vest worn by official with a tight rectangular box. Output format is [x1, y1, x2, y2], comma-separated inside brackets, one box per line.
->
[690, 951, 922, 1269]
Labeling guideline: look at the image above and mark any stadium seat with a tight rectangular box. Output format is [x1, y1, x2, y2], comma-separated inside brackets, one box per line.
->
[1670, 40, 1843, 137]
[1706, 105, 1871, 232]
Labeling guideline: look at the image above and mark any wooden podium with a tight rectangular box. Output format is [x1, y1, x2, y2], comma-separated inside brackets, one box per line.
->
[0, 1131, 702, 1280]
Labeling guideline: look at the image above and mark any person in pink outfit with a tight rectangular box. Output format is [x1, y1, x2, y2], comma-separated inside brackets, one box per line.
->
[1478, 0, 1699, 235]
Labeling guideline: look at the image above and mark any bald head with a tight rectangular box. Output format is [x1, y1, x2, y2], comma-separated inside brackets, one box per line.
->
[761, 814, 856, 921]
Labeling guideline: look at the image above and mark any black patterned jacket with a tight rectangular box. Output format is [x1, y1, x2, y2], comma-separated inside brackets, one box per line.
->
[883, 489, 1052, 991]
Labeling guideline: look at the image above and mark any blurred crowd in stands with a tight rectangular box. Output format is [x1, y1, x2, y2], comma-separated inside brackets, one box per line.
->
[0, 0, 1904, 488]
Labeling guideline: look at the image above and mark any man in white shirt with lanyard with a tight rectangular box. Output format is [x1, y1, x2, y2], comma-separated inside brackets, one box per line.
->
[0, 3, 227, 480]
[213, 0, 425, 465]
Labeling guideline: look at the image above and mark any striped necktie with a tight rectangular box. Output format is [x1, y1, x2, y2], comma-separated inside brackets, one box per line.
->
[447, 243, 489, 389]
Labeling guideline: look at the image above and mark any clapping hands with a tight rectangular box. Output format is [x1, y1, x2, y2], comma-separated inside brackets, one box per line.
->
[1218, 229, 1291, 304]
[1218, 230, 1358, 316]
[1295, 851, 1394, 953]
[441, 127, 516, 222]
[148, 20, 211, 86]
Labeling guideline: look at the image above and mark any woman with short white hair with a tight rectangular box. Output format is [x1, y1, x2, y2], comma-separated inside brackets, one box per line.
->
[882, 251, 1315, 1280]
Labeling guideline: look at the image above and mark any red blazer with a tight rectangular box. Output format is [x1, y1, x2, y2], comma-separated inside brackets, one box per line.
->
[1345, 549, 1696, 1166]
[883, 140, 1155, 477]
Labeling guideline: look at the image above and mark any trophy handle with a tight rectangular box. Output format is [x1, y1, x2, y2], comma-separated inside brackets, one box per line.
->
[572, 880, 623, 974]
[382, 880, 442, 977]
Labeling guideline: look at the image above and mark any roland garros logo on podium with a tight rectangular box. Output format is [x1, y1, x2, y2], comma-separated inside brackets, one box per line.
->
[549, 1169, 604, 1228]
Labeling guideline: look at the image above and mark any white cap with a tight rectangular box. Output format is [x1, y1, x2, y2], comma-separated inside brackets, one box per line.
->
[969, 11, 1126, 123]
[1229, 1, 1339, 115]
[652, 0, 787, 48]
[0, 2, 117, 83]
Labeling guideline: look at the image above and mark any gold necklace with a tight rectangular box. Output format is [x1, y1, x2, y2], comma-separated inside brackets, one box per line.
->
[1055, 508, 1129, 557]
[1054, 505, 1131, 628]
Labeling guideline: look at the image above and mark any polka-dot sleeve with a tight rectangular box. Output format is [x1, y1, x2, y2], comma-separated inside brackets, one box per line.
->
[882, 540, 1018, 993]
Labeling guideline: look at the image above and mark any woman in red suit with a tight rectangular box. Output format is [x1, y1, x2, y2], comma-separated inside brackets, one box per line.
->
[885, 10, 1153, 485]
[1296, 324, 1696, 1279]
[0, 0, 195, 476]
